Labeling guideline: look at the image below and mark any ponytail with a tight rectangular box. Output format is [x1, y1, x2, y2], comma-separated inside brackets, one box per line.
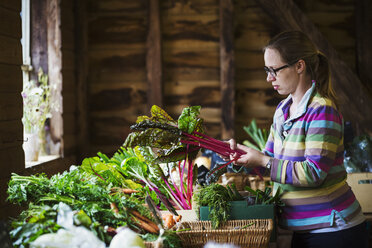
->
[313, 52, 338, 109]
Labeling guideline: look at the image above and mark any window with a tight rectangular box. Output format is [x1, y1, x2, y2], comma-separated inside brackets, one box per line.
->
[21, 0, 63, 167]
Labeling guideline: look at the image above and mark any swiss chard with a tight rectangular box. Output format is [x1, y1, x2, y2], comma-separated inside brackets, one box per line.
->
[124, 105, 263, 184]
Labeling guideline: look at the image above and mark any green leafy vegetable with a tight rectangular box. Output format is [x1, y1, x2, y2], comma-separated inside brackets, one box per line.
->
[243, 119, 269, 152]
[195, 183, 235, 229]
[178, 105, 203, 134]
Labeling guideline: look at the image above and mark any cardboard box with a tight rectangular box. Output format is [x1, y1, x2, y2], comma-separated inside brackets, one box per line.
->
[199, 201, 276, 241]
[347, 173, 372, 213]
[160, 210, 198, 222]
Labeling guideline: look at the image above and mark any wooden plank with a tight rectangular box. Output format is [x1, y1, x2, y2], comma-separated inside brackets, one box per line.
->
[61, 29, 75, 51]
[0, 35, 22, 65]
[0, 1, 21, 12]
[220, 0, 235, 139]
[163, 80, 220, 108]
[87, 0, 147, 15]
[164, 67, 219, 82]
[0, 203, 23, 220]
[146, 0, 163, 110]
[90, 86, 146, 111]
[90, 116, 132, 147]
[63, 92, 77, 114]
[161, 0, 218, 16]
[0, 93, 23, 121]
[90, 81, 146, 94]
[88, 49, 146, 76]
[89, 68, 147, 85]
[293, 0, 354, 13]
[31, 0, 48, 78]
[90, 105, 147, 124]
[0, 64, 22, 92]
[61, 50, 76, 71]
[355, 0, 372, 95]
[162, 14, 219, 45]
[63, 134, 77, 154]
[88, 14, 147, 47]
[75, 0, 90, 161]
[47, 0, 64, 149]
[0, 146, 25, 178]
[254, 0, 372, 135]
[24, 155, 76, 176]
[61, 0, 74, 10]
[0, 120, 23, 150]
[235, 30, 272, 51]
[0, 177, 12, 208]
[61, 6, 75, 32]
[90, 145, 122, 157]
[62, 112, 76, 136]
[163, 50, 219, 69]
[0, 7, 21, 38]
[61, 68, 76, 93]
[235, 50, 265, 70]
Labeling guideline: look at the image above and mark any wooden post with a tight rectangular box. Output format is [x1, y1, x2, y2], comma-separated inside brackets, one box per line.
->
[255, 0, 372, 135]
[356, 0, 372, 96]
[31, 0, 48, 78]
[146, 0, 163, 111]
[75, 0, 90, 160]
[47, 0, 64, 154]
[220, 0, 235, 140]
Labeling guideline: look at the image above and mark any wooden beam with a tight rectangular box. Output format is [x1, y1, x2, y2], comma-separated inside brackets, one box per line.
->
[356, 0, 372, 96]
[47, 0, 64, 154]
[75, 0, 90, 160]
[146, 0, 163, 110]
[255, 0, 372, 135]
[220, 0, 235, 140]
[31, 0, 48, 78]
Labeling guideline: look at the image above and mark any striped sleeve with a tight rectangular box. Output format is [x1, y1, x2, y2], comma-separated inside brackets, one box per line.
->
[270, 102, 343, 187]
[264, 124, 275, 157]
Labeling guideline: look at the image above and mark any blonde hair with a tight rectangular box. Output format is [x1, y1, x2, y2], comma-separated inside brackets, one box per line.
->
[264, 31, 338, 108]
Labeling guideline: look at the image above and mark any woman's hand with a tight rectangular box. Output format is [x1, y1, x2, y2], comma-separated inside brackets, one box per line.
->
[227, 141, 270, 168]
[234, 144, 266, 167]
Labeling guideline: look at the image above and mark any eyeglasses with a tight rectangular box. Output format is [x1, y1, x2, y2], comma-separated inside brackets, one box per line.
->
[264, 61, 297, 78]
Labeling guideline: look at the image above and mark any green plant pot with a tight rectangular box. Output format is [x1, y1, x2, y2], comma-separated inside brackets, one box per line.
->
[199, 201, 277, 242]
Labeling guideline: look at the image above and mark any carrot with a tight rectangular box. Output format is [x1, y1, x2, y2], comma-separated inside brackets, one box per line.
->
[162, 214, 176, 229]
[110, 202, 119, 214]
[122, 188, 139, 194]
[174, 215, 182, 222]
[110, 187, 139, 194]
[130, 210, 152, 223]
[130, 209, 159, 232]
[132, 216, 159, 234]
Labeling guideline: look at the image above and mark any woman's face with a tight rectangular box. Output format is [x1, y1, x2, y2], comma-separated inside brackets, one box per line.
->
[264, 48, 299, 96]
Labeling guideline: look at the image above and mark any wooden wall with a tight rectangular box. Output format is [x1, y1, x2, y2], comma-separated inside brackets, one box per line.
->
[86, 0, 149, 155]
[0, 0, 24, 218]
[84, 0, 361, 155]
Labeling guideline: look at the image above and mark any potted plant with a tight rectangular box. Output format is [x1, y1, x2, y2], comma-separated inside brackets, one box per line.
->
[21, 68, 52, 162]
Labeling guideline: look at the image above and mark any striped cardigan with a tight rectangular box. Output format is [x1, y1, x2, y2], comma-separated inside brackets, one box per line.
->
[264, 83, 362, 231]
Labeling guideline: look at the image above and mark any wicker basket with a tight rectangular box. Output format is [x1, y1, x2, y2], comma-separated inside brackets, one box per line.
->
[144, 241, 156, 248]
[175, 219, 273, 248]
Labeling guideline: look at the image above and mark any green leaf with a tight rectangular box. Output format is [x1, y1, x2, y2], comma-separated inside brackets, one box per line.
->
[123, 127, 181, 149]
[150, 105, 177, 124]
[178, 106, 202, 134]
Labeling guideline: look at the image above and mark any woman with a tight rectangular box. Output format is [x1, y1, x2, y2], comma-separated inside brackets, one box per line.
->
[228, 31, 369, 248]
